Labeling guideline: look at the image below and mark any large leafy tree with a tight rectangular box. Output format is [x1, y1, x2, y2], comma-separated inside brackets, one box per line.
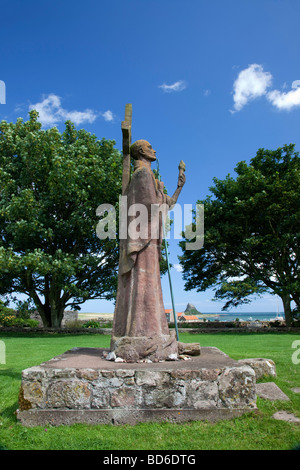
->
[179, 144, 300, 326]
[0, 111, 122, 327]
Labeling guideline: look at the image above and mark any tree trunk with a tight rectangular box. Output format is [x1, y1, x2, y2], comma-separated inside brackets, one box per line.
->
[28, 288, 52, 327]
[281, 294, 292, 327]
[48, 281, 65, 328]
[35, 298, 65, 328]
[291, 295, 300, 312]
[37, 304, 51, 327]
[50, 304, 65, 328]
[28, 276, 68, 327]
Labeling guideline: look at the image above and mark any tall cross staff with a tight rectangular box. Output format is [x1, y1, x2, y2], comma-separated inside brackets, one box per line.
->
[121, 104, 132, 194]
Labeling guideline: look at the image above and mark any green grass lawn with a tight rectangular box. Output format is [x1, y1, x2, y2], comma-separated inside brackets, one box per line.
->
[0, 330, 299, 450]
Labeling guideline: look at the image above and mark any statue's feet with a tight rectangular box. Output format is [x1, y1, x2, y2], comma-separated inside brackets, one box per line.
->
[110, 332, 179, 362]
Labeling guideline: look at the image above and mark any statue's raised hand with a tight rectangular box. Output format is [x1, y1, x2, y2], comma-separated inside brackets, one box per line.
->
[177, 160, 186, 188]
[177, 172, 186, 188]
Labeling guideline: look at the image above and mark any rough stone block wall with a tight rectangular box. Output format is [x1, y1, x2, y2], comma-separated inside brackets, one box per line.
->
[18, 364, 257, 417]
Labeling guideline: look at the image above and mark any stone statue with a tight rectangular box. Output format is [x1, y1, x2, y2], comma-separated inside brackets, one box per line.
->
[110, 108, 186, 362]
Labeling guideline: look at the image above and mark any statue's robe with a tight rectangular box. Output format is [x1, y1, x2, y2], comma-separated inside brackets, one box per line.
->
[111, 164, 172, 339]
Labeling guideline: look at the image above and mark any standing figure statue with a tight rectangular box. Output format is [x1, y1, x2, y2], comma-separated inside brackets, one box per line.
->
[110, 138, 186, 362]
[109, 105, 186, 361]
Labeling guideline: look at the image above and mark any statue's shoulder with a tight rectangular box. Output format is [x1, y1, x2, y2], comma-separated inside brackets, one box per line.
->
[133, 165, 150, 175]
[128, 166, 157, 199]
[132, 166, 155, 182]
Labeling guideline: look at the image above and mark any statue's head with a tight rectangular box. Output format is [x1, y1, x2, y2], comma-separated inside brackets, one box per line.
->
[130, 140, 156, 162]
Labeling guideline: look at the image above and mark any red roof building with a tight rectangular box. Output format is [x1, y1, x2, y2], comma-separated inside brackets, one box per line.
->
[178, 315, 199, 322]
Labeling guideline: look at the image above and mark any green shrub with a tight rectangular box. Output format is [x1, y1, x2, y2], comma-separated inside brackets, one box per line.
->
[0, 311, 39, 328]
[82, 319, 101, 329]
[0, 312, 17, 326]
[15, 299, 35, 320]
[0, 299, 16, 317]
[21, 318, 40, 327]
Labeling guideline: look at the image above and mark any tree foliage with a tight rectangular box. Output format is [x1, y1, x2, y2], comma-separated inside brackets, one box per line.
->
[179, 144, 300, 326]
[0, 111, 123, 327]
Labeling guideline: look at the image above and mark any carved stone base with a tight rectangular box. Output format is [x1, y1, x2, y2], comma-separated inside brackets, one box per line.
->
[110, 332, 179, 362]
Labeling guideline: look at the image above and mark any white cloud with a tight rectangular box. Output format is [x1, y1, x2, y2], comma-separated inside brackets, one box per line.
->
[173, 263, 183, 273]
[102, 110, 114, 121]
[267, 86, 300, 111]
[231, 64, 272, 112]
[159, 80, 187, 93]
[29, 94, 98, 127]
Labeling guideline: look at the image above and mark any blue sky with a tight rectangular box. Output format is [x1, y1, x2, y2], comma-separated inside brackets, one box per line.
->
[1, 0, 299, 313]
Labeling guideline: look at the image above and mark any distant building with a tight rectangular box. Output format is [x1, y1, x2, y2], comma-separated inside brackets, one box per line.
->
[165, 309, 184, 322]
[165, 309, 172, 321]
[178, 314, 199, 322]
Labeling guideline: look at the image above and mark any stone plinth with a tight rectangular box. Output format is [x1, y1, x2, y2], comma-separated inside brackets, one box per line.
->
[17, 347, 257, 427]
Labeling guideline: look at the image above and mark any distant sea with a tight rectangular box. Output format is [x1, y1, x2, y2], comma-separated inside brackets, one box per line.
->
[201, 312, 284, 322]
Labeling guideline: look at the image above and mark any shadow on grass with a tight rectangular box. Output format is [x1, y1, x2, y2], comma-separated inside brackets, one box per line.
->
[0, 368, 21, 380]
[1, 402, 19, 423]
